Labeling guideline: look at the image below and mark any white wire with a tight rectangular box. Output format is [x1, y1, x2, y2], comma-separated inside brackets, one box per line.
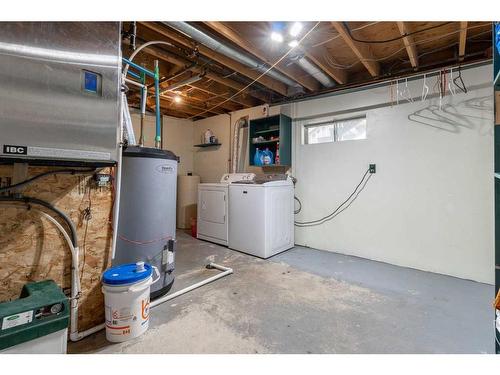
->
[321, 23, 492, 70]
[187, 22, 322, 119]
[310, 22, 381, 48]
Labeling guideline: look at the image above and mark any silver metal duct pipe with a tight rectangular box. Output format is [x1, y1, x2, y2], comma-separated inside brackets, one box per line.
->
[162, 21, 301, 89]
[160, 74, 203, 94]
[296, 57, 335, 88]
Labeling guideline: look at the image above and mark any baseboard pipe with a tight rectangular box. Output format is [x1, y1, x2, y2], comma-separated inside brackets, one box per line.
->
[150, 263, 233, 308]
[71, 262, 233, 340]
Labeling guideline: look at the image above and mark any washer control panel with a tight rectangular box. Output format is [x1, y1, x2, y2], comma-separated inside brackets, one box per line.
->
[220, 173, 256, 184]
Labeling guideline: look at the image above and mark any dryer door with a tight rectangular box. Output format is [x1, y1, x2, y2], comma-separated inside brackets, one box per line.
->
[200, 190, 226, 223]
[197, 187, 228, 245]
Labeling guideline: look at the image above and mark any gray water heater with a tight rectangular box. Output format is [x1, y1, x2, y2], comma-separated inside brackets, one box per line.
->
[115, 146, 178, 298]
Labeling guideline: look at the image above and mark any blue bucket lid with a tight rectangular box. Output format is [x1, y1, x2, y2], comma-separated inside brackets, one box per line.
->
[103, 262, 152, 285]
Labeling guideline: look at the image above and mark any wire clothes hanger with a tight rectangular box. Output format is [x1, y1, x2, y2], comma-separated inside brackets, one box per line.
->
[453, 65, 468, 94]
[448, 67, 456, 96]
[421, 73, 429, 101]
[399, 78, 413, 103]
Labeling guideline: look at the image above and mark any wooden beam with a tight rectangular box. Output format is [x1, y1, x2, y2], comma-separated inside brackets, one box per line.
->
[330, 22, 380, 77]
[459, 21, 468, 61]
[140, 22, 289, 96]
[128, 39, 266, 105]
[161, 93, 227, 116]
[396, 22, 418, 69]
[132, 97, 208, 119]
[188, 81, 256, 108]
[303, 51, 348, 84]
[204, 21, 320, 92]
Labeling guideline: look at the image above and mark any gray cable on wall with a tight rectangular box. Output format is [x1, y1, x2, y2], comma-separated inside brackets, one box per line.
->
[294, 168, 373, 227]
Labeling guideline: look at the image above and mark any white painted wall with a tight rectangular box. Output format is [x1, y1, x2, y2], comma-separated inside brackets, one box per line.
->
[290, 64, 493, 284]
[130, 111, 194, 175]
[192, 105, 281, 182]
[192, 64, 493, 283]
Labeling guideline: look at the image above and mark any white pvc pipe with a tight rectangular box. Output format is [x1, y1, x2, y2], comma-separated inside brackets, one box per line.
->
[123, 40, 175, 78]
[123, 77, 146, 89]
[111, 116, 124, 261]
[121, 93, 137, 145]
[1, 204, 88, 342]
[2, 206, 233, 341]
[150, 263, 233, 308]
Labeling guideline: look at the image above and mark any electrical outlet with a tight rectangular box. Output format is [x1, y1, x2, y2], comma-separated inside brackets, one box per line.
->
[369, 164, 376, 174]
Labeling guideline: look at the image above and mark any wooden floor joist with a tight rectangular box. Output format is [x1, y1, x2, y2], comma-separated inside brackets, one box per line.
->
[140, 22, 290, 97]
[204, 21, 321, 92]
[459, 21, 468, 62]
[330, 22, 380, 77]
[396, 22, 419, 69]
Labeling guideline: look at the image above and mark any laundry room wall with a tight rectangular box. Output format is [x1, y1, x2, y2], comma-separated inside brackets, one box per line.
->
[191, 63, 494, 284]
[289, 63, 494, 284]
[130, 111, 194, 175]
[192, 105, 281, 182]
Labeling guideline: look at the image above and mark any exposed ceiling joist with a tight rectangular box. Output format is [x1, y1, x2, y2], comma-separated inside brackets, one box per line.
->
[330, 22, 381, 77]
[140, 22, 290, 96]
[125, 38, 265, 106]
[203, 21, 320, 92]
[459, 21, 468, 61]
[187, 81, 257, 108]
[302, 51, 348, 84]
[396, 22, 419, 69]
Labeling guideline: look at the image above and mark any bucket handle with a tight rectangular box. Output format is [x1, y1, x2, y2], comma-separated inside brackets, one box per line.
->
[129, 266, 161, 293]
[102, 266, 161, 294]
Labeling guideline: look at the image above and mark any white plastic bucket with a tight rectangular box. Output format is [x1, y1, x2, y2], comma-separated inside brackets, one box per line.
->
[102, 262, 159, 342]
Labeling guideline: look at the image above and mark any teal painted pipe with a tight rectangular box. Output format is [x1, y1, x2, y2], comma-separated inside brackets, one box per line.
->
[154, 60, 161, 148]
[123, 58, 155, 78]
[127, 70, 141, 80]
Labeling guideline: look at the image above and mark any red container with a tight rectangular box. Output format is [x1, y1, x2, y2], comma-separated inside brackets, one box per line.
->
[190, 217, 197, 238]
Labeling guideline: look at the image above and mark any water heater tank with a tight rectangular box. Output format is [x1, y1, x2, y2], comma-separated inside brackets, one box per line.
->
[115, 146, 178, 298]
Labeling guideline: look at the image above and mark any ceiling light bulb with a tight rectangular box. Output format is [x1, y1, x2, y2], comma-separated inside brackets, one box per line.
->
[271, 32, 283, 43]
[289, 22, 303, 37]
[288, 40, 299, 48]
[174, 95, 182, 103]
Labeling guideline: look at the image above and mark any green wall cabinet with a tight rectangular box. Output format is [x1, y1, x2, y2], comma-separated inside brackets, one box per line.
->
[248, 114, 292, 167]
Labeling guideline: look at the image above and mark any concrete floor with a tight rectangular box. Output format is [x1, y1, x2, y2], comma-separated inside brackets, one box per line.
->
[70, 230, 494, 354]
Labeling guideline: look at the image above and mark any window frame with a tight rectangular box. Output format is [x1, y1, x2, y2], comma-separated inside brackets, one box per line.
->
[303, 115, 367, 145]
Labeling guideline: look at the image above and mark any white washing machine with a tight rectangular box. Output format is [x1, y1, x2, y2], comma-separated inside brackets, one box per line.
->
[228, 175, 294, 258]
[197, 173, 255, 246]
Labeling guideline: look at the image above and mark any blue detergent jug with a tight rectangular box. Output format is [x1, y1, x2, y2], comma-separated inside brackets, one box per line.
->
[254, 148, 263, 166]
[262, 148, 274, 165]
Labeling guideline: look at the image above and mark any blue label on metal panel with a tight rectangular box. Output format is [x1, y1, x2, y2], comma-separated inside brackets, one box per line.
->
[84, 71, 98, 93]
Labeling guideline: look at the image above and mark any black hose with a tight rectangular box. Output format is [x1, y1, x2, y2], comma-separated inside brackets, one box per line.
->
[0, 196, 78, 247]
[342, 22, 452, 44]
[0, 168, 95, 193]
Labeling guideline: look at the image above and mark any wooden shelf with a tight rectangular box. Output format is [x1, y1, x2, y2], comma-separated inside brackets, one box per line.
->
[249, 114, 292, 167]
[262, 164, 289, 168]
[254, 128, 280, 135]
[194, 143, 221, 148]
[252, 139, 279, 145]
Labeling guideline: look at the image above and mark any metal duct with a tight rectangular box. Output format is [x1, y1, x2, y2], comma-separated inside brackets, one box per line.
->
[162, 21, 301, 90]
[160, 74, 203, 94]
[296, 57, 335, 88]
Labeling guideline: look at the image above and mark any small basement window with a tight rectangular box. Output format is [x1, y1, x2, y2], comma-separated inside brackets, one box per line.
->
[304, 116, 367, 145]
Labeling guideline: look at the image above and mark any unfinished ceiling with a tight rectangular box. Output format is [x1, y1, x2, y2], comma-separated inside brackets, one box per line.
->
[123, 21, 493, 120]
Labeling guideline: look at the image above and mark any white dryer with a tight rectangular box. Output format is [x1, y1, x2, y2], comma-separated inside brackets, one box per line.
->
[228, 175, 294, 258]
[197, 173, 255, 246]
